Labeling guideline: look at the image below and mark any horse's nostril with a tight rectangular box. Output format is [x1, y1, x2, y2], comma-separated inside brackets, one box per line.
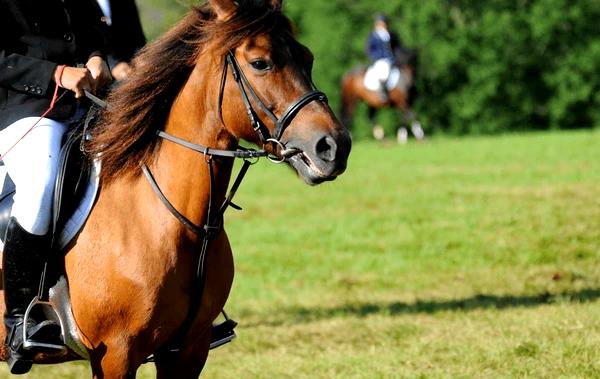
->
[315, 135, 337, 162]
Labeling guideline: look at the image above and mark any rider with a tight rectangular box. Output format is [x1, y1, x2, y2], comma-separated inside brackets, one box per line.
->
[365, 13, 402, 101]
[0, 0, 111, 373]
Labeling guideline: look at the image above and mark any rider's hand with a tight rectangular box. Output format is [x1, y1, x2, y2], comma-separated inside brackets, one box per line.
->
[56, 66, 94, 99]
[85, 56, 112, 93]
[111, 61, 133, 81]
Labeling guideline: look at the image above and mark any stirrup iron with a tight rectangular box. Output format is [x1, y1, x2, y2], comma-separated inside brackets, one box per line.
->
[209, 312, 237, 350]
[22, 297, 65, 352]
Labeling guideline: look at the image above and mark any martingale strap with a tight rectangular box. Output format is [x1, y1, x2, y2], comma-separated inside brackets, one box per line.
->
[144, 150, 252, 363]
[148, 128, 259, 238]
[145, 50, 330, 361]
[142, 157, 253, 239]
[142, 165, 204, 236]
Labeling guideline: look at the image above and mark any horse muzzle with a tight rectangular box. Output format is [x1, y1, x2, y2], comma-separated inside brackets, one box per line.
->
[284, 128, 351, 185]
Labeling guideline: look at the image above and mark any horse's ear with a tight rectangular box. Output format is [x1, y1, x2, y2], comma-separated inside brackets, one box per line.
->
[271, 0, 282, 11]
[209, 0, 238, 20]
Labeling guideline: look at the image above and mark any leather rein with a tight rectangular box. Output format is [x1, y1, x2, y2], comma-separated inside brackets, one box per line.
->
[139, 51, 328, 359]
[144, 51, 327, 241]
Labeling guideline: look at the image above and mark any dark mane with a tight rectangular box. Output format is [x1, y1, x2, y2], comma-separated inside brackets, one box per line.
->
[86, 1, 292, 183]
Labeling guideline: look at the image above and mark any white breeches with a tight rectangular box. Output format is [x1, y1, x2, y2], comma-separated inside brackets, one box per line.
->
[364, 58, 393, 91]
[0, 118, 68, 235]
[372, 58, 392, 82]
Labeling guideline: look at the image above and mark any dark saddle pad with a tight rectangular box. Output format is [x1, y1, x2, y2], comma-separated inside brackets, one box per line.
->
[50, 128, 91, 247]
[0, 106, 101, 247]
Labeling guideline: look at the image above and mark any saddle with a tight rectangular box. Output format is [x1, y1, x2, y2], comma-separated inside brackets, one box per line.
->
[0, 164, 15, 237]
[363, 63, 406, 93]
[0, 107, 98, 249]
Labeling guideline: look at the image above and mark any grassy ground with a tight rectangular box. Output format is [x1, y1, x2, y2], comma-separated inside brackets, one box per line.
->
[3, 130, 599, 378]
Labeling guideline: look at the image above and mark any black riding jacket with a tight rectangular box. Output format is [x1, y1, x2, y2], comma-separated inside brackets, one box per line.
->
[0, 0, 107, 129]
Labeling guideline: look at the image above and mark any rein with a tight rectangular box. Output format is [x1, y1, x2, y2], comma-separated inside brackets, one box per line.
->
[0, 68, 67, 160]
[138, 51, 329, 360]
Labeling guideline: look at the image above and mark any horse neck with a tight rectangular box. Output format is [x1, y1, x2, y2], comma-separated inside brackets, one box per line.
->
[147, 60, 237, 235]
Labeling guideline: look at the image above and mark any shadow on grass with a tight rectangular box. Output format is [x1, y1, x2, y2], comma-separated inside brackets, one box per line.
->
[247, 288, 600, 326]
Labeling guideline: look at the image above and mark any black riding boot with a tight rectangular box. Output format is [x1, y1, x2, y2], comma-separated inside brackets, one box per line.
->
[378, 80, 389, 102]
[3, 217, 62, 375]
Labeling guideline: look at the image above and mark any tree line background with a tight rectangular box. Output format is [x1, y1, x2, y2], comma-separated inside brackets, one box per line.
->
[136, 0, 600, 138]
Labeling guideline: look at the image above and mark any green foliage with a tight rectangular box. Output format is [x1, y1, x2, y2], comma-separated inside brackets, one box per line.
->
[136, 0, 193, 40]
[291, 0, 600, 135]
[136, 0, 600, 135]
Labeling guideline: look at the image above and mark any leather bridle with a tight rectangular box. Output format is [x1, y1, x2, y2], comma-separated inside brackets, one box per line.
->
[140, 51, 329, 358]
[219, 52, 328, 162]
[144, 50, 328, 239]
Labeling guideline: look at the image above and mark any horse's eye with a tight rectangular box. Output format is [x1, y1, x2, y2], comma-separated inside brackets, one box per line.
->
[250, 59, 272, 72]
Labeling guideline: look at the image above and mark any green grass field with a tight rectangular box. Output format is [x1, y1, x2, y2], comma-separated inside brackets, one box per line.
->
[3, 130, 600, 378]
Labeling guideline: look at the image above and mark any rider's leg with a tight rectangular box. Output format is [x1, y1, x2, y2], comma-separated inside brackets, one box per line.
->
[0, 117, 67, 374]
[373, 59, 392, 102]
[0, 117, 67, 234]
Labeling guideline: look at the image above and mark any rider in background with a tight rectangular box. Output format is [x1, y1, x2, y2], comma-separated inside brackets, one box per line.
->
[95, 0, 146, 80]
[365, 13, 402, 101]
[0, 0, 111, 373]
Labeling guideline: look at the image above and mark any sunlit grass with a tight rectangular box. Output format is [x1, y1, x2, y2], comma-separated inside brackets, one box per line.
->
[2, 130, 599, 378]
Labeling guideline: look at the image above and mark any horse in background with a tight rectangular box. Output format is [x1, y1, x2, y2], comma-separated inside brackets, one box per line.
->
[340, 48, 424, 143]
[0, 0, 350, 377]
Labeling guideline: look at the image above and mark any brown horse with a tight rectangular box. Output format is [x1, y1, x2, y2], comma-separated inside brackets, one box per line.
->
[0, 0, 351, 377]
[340, 50, 424, 143]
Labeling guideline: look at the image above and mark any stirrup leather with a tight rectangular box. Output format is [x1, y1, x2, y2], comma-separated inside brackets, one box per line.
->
[22, 297, 65, 352]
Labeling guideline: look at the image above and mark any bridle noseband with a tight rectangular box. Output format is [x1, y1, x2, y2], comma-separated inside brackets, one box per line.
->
[220, 51, 328, 162]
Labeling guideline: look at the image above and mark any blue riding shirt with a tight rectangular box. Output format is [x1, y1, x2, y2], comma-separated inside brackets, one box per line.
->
[366, 29, 399, 62]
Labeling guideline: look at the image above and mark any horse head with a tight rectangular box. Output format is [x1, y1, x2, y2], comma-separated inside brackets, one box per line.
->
[90, 0, 350, 187]
[395, 46, 418, 68]
[208, 0, 351, 185]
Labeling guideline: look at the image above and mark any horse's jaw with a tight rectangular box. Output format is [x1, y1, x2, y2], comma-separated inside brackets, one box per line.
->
[287, 153, 341, 185]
